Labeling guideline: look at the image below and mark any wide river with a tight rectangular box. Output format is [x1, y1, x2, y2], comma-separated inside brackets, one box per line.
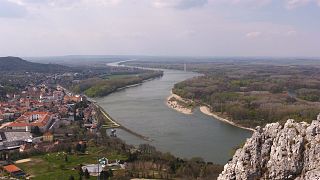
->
[95, 67, 252, 164]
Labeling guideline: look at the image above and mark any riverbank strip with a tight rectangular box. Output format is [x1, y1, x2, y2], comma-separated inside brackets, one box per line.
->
[199, 106, 255, 132]
[94, 103, 120, 128]
[94, 103, 152, 141]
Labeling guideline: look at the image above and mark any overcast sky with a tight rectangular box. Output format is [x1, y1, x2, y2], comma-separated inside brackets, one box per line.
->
[0, 0, 320, 57]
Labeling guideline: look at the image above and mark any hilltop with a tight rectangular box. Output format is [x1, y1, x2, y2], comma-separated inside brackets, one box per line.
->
[0, 56, 73, 73]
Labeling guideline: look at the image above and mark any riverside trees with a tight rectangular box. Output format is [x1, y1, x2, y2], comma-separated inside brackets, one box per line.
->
[172, 63, 320, 128]
[70, 70, 163, 97]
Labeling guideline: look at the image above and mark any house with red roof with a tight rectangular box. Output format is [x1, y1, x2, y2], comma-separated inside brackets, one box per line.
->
[5, 111, 54, 133]
[43, 132, 54, 142]
[63, 94, 83, 103]
[3, 164, 26, 177]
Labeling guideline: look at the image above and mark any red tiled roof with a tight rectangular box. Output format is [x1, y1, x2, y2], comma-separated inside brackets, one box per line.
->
[64, 95, 81, 102]
[7, 111, 52, 128]
[24, 111, 51, 116]
[3, 164, 21, 173]
[7, 122, 30, 127]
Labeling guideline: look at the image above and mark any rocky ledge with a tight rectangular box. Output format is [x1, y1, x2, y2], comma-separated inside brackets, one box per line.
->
[218, 118, 320, 180]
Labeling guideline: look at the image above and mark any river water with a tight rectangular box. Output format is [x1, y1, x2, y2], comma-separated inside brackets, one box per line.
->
[95, 68, 252, 164]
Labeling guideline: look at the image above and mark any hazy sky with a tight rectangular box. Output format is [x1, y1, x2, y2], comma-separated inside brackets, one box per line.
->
[0, 0, 320, 57]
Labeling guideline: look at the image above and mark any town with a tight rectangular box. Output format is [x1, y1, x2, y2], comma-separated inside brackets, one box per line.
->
[0, 80, 126, 178]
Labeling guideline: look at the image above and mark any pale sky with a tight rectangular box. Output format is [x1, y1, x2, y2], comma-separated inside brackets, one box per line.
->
[0, 0, 320, 57]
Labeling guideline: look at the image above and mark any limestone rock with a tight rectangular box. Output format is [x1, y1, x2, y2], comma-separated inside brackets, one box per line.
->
[218, 119, 320, 180]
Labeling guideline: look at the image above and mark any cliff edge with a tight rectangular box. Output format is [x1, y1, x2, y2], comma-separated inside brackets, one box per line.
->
[218, 117, 320, 180]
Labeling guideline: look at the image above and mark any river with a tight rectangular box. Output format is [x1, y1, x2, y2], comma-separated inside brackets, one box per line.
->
[95, 67, 252, 164]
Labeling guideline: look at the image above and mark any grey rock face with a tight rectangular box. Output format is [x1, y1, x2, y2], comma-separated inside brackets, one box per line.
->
[218, 119, 320, 180]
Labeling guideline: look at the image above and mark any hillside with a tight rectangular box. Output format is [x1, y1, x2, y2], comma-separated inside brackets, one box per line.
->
[0, 56, 73, 73]
[218, 117, 320, 180]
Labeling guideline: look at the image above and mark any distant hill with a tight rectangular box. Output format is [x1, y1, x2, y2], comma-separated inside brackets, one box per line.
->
[0, 56, 73, 73]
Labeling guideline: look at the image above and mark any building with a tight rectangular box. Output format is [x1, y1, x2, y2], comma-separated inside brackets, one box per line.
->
[3, 164, 26, 178]
[6, 111, 54, 133]
[43, 132, 54, 142]
[64, 95, 83, 103]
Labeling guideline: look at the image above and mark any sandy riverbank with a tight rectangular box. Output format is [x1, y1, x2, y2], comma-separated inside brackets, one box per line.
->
[200, 106, 255, 132]
[166, 92, 255, 131]
[166, 91, 193, 115]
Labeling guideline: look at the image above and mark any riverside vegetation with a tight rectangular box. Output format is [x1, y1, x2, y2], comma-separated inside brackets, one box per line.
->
[70, 70, 163, 97]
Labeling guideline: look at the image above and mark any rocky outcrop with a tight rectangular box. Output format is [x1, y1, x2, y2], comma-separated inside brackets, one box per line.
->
[218, 119, 320, 180]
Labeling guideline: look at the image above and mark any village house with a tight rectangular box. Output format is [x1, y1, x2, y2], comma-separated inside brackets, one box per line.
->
[64, 94, 83, 103]
[2, 164, 26, 178]
[42, 132, 54, 142]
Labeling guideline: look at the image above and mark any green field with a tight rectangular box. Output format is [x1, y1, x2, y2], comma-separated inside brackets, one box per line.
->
[18, 146, 127, 180]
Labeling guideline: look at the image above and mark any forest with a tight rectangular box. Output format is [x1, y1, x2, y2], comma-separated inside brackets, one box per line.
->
[175, 64, 320, 127]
